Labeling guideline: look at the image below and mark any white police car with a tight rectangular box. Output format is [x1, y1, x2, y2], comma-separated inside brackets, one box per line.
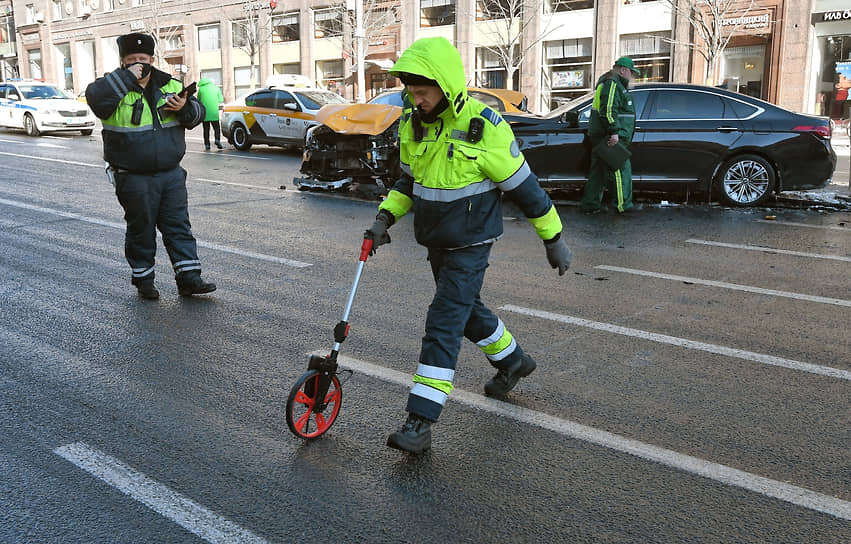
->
[0, 80, 96, 136]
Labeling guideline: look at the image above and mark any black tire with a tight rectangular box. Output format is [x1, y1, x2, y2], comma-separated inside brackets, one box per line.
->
[24, 114, 40, 137]
[231, 124, 252, 151]
[716, 154, 775, 207]
[81, 129, 93, 136]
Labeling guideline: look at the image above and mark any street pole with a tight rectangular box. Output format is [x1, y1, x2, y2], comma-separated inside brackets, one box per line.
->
[355, 0, 365, 102]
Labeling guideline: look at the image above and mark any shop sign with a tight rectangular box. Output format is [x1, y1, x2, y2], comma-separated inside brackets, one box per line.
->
[812, 10, 851, 24]
[130, 20, 144, 30]
[53, 29, 94, 40]
[721, 13, 770, 30]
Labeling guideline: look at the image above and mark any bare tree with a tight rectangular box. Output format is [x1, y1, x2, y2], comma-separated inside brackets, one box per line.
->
[466, 0, 561, 90]
[227, 1, 274, 91]
[658, 0, 762, 85]
[331, 0, 399, 62]
[137, 0, 187, 77]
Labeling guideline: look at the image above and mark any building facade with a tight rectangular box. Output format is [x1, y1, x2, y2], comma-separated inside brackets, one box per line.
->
[1, 0, 833, 116]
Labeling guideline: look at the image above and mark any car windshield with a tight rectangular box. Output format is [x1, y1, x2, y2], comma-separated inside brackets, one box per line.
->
[543, 92, 594, 119]
[368, 90, 404, 107]
[18, 85, 70, 100]
[295, 91, 348, 110]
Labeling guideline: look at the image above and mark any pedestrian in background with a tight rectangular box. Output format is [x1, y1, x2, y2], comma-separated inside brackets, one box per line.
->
[364, 37, 573, 454]
[197, 78, 224, 150]
[580, 56, 640, 214]
[85, 33, 216, 299]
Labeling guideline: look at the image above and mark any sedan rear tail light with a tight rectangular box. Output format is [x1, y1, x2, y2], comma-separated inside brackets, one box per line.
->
[793, 125, 831, 139]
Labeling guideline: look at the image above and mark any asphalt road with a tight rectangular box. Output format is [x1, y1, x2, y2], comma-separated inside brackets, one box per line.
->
[1, 128, 849, 543]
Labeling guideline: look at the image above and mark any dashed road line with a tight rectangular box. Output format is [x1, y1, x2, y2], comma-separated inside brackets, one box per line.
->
[595, 265, 851, 307]
[327, 353, 851, 521]
[755, 219, 850, 232]
[194, 177, 283, 191]
[0, 197, 312, 268]
[54, 442, 269, 544]
[499, 305, 851, 381]
[686, 238, 851, 263]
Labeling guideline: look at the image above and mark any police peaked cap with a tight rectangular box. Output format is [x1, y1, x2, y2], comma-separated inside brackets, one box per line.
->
[117, 33, 156, 57]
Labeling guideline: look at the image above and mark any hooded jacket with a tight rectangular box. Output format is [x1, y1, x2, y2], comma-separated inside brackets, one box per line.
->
[197, 78, 224, 122]
[588, 70, 635, 144]
[378, 37, 562, 249]
[86, 66, 205, 173]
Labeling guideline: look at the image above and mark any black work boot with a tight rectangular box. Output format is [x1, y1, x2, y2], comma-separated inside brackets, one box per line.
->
[176, 272, 216, 296]
[135, 279, 159, 300]
[484, 353, 537, 396]
[387, 413, 432, 454]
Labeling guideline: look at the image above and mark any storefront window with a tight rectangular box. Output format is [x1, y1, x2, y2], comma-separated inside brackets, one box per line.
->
[818, 35, 851, 120]
[316, 59, 344, 94]
[421, 0, 456, 27]
[476, 47, 517, 90]
[544, 38, 592, 109]
[719, 45, 765, 98]
[28, 49, 42, 80]
[620, 31, 670, 83]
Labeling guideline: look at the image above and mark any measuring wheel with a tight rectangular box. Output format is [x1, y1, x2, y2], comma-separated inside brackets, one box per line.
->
[285, 369, 343, 439]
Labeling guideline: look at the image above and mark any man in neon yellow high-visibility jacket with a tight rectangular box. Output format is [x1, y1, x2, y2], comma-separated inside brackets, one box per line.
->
[364, 37, 573, 454]
[581, 56, 640, 214]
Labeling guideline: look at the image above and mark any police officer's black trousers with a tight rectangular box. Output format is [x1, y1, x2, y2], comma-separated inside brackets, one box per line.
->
[406, 244, 526, 421]
[115, 167, 201, 285]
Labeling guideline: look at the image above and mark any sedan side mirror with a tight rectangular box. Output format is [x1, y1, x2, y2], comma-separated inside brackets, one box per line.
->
[8, 93, 20, 101]
[283, 103, 298, 111]
[563, 110, 579, 128]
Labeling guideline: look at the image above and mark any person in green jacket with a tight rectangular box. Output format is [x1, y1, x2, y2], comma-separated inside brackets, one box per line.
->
[363, 37, 573, 454]
[197, 78, 224, 150]
[580, 56, 640, 214]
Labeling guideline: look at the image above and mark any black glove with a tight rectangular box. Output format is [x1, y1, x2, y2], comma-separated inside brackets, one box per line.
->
[544, 233, 572, 276]
[364, 210, 394, 255]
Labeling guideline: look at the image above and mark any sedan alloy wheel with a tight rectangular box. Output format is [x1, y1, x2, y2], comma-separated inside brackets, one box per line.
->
[231, 124, 252, 151]
[24, 114, 41, 137]
[718, 154, 775, 207]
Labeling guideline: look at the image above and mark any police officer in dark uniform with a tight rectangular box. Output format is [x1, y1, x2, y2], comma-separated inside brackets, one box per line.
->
[86, 33, 215, 299]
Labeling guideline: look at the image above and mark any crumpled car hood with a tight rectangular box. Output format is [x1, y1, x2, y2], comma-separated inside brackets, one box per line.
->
[315, 104, 402, 136]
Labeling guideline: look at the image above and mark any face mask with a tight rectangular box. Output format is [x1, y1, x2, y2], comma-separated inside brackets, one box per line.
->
[125, 62, 152, 79]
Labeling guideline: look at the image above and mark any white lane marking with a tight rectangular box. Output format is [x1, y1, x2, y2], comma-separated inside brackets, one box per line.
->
[499, 305, 851, 381]
[327, 353, 851, 521]
[185, 149, 271, 160]
[35, 142, 68, 149]
[0, 150, 99, 167]
[54, 442, 269, 544]
[686, 238, 851, 263]
[0, 138, 24, 144]
[0, 197, 312, 268]
[595, 265, 851, 307]
[195, 178, 282, 192]
[755, 219, 850, 232]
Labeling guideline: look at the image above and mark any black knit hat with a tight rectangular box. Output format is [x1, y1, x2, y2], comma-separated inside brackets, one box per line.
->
[117, 33, 156, 57]
[398, 72, 440, 87]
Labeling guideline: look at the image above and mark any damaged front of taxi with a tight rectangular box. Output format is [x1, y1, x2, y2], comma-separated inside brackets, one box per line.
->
[295, 103, 402, 191]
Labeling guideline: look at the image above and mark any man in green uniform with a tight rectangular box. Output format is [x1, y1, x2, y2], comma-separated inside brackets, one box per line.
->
[580, 56, 640, 214]
[364, 37, 573, 454]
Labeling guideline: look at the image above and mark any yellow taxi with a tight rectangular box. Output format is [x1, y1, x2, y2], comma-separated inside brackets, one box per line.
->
[221, 86, 347, 151]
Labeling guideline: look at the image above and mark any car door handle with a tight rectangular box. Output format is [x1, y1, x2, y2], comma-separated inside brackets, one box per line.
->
[716, 126, 739, 133]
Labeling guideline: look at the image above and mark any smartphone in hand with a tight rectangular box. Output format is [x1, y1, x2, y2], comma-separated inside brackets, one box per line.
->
[180, 82, 197, 98]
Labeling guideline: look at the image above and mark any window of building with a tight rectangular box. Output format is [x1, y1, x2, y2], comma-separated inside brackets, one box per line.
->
[314, 8, 342, 39]
[817, 35, 851, 119]
[234, 65, 260, 98]
[232, 20, 254, 48]
[28, 49, 42, 80]
[544, 37, 592, 109]
[101, 36, 119, 71]
[131, 0, 144, 7]
[104, 0, 114, 12]
[198, 24, 221, 52]
[25, 5, 36, 25]
[421, 0, 456, 27]
[477, 0, 520, 21]
[1, 12, 14, 45]
[316, 59, 344, 93]
[54, 43, 73, 91]
[619, 31, 670, 83]
[78, 0, 87, 14]
[200, 68, 223, 88]
[272, 13, 300, 43]
[272, 62, 301, 75]
[51, 0, 62, 21]
[159, 32, 184, 52]
[546, 0, 593, 13]
[475, 47, 517, 90]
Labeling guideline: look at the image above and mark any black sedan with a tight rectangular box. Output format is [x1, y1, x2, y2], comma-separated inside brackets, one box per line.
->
[506, 83, 836, 206]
